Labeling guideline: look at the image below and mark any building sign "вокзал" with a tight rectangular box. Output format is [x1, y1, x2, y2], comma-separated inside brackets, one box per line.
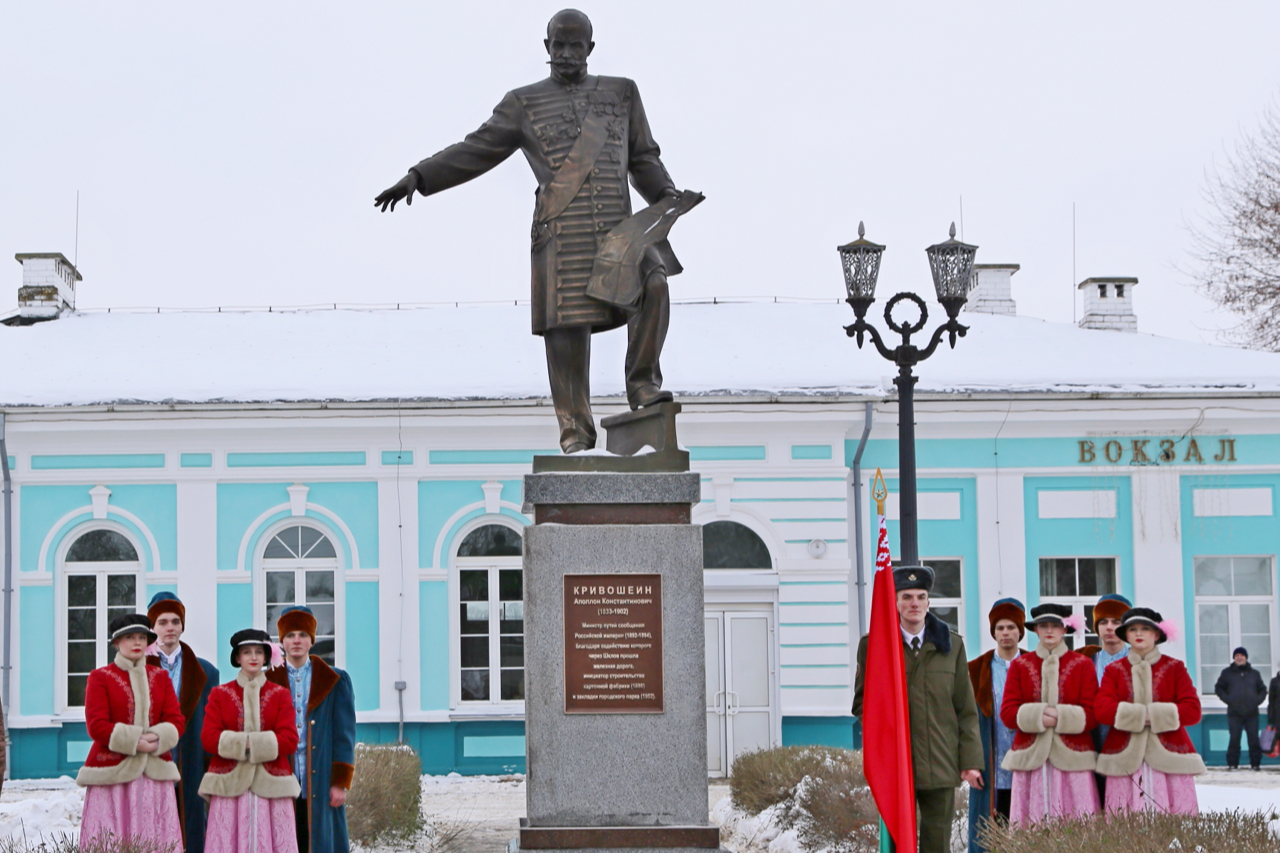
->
[1077, 437, 1237, 466]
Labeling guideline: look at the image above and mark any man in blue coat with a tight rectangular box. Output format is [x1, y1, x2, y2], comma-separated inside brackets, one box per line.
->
[268, 606, 356, 853]
[965, 598, 1025, 853]
[144, 591, 220, 853]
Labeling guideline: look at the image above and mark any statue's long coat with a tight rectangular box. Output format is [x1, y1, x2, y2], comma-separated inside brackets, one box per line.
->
[409, 74, 679, 334]
[146, 643, 219, 853]
[267, 656, 356, 853]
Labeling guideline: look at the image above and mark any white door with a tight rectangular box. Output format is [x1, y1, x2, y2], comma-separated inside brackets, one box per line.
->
[706, 609, 777, 777]
[705, 613, 727, 776]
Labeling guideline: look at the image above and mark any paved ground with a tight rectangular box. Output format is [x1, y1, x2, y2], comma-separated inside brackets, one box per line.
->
[420, 775, 731, 853]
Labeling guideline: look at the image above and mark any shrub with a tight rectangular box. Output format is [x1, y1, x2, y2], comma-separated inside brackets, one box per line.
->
[791, 754, 880, 853]
[0, 835, 177, 853]
[976, 809, 1279, 853]
[346, 743, 425, 847]
[729, 746, 855, 816]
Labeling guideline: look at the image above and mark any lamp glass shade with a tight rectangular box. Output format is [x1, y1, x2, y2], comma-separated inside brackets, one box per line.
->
[837, 222, 885, 302]
[925, 222, 978, 303]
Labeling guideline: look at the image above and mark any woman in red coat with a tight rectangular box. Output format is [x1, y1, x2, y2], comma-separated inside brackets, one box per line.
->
[200, 629, 301, 853]
[1096, 607, 1205, 814]
[1000, 603, 1100, 823]
[77, 613, 185, 851]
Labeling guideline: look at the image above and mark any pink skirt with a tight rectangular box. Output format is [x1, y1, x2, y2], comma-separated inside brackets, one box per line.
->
[80, 776, 183, 852]
[1104, 762, 1199, 815]
[205, 792, 298, 853]
[1009, 764, 1101, 824]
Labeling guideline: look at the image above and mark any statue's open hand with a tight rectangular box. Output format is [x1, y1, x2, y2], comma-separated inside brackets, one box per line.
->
[374, 173, 419, 212]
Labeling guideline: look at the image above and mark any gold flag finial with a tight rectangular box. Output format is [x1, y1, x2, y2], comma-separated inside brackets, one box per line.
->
[871, 468, 887, 516]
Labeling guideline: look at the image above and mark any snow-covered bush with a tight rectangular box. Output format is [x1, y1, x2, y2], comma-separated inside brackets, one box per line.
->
[976, 808, 1279, 853]
[346, 743, 424, 848]
[728, 746, 855, 817]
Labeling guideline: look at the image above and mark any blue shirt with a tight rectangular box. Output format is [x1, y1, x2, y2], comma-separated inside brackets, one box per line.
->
[1094, 645, 1127, 745]
[1095, 645, 1128, 684]
[287, 659, 312, 786]
[158, 646, 182, 698]
[991, 653, 1016, 790]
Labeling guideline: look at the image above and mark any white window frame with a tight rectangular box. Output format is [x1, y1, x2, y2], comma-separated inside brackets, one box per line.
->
[54, 521, 145, 715]
[448, 517, 525, 714]
[1193, 554, 1278, 695]
[253, 519, 344, 667]
[1037, 555, 1119, 650]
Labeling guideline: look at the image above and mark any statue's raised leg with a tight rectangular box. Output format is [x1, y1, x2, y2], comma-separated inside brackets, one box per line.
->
[625, 265, 673, 410]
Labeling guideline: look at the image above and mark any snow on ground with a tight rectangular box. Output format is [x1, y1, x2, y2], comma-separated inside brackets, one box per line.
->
[4, 771, 1279, 851]
[0, 778, 84, 842]
[708, 773, 1280, 853]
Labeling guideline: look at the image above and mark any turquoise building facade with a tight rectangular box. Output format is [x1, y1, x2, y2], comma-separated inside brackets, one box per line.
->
[4, 299, 1280, 777]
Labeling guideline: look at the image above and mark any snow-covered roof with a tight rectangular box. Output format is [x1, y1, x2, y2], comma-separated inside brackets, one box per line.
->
[2, 301, 1279, 407]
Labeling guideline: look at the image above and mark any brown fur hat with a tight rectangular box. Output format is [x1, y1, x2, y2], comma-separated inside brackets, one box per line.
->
[988, 597, 1026, 640]
[276, 605, 317, 642]
[147, 591, 185, 626]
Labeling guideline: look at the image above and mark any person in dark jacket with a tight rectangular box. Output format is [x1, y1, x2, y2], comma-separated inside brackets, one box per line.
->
[145, 592, 221, 853]
[1214, 647, 1268, 770]
[1270, 670, 1280, 730]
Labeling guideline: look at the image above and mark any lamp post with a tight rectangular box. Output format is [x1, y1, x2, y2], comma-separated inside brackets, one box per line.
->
[839, 222, 976, 566]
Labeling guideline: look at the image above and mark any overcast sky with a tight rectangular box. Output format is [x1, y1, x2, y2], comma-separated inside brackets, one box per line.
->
[4, 2, 1280, 346]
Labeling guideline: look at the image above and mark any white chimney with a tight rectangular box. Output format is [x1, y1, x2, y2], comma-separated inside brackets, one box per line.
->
[964, 264, 1019, 316]
[15, 253, 80, 321]
[1078, 277, 1137, 332]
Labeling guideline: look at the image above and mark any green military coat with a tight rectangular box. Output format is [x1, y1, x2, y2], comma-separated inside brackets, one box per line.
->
[853, 611, 984, 790]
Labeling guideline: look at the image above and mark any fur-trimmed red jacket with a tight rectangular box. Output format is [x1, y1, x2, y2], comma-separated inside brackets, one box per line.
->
[999, 643, 1098, 773]
[198, 671, 301, 800]
[1096, 649, 1206, 777]
[76, 654, 184, 786]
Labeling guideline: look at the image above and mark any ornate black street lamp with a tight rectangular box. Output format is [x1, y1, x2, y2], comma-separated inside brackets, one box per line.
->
[839, 222, 977, 566]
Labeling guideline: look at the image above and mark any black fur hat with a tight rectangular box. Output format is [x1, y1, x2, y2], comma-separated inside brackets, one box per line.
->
[229, 628, 273, 667]
[1025, 602, 1080, 634]
[893, 565, 934, 592]
[1117, 607, 1170, 645]
[108, 613, 157, 645]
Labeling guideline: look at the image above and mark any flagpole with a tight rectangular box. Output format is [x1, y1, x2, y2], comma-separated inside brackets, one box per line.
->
[873, 474, 894, 853]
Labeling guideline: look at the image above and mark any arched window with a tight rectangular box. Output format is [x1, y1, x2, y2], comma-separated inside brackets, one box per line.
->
[457, 524, 523, 557]
[702, 521, 773, 569]
[263, 525, 338, 663]
[64, 528, 141, 707]
[455, 524, 524, 704]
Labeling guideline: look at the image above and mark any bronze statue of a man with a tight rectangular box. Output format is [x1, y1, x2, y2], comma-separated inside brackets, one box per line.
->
[375, 9, 693, 453]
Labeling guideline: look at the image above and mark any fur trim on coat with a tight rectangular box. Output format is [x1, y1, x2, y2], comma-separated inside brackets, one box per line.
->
[1095, 649, 1206, 777]
[76, 654, 185, 787]
[198, 670, 301, 801]
[999, 643, 1098, 773]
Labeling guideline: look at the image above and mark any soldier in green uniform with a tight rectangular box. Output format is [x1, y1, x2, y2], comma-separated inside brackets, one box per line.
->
[853, 566, 984, 853]
[375, 9, 689, 453]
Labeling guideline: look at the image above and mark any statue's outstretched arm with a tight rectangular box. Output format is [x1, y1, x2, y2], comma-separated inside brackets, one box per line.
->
[375, 93, 524, 213]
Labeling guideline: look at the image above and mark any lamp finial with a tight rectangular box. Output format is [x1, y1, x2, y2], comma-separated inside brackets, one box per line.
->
[858, 221, 865, 239]
[949, 222, 957, 239]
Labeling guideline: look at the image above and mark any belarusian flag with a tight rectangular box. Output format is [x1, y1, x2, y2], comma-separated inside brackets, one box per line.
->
[863, 471, 915, 853]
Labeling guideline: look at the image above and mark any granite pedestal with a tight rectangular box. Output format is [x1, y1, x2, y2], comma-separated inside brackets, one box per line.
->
[517, 467, 720, 853]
